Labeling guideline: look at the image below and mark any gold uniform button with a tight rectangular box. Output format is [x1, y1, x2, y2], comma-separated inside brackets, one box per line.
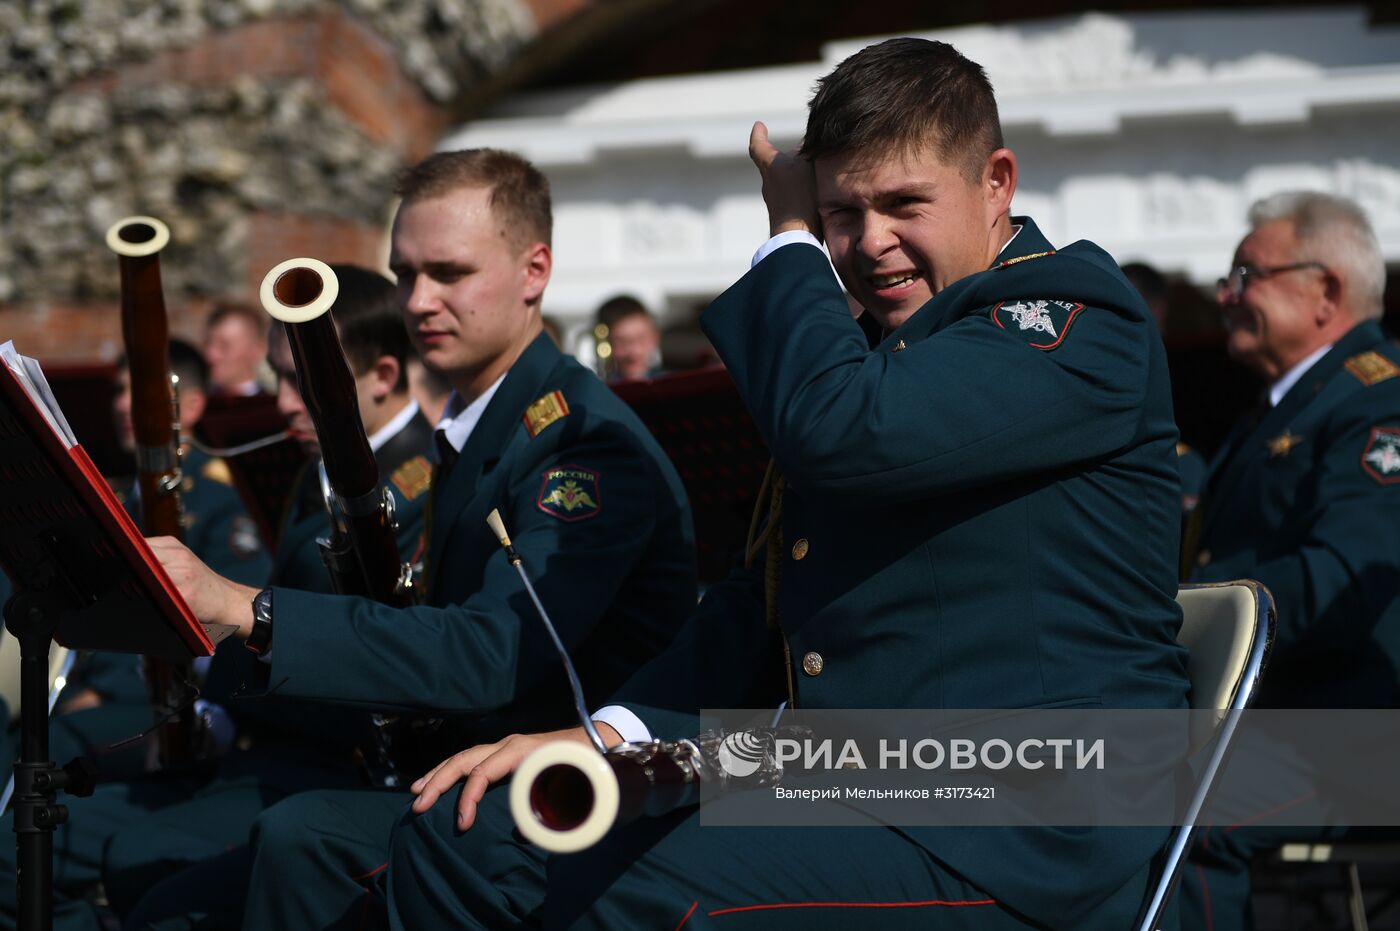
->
[802, 651, 824, 676]
[1196, 549, 1211, 568]
[791, 538, 809, 561]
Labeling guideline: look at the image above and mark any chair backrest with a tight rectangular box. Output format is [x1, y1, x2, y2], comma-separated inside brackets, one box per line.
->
[1135, 580, 1275, 931]
[1176, 583, 1266, 751]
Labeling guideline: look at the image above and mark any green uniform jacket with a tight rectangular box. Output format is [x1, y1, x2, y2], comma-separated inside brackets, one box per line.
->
[1193, 320, 1400, 708]
[266, 334, 697, 748]
[614, 218, 1190, 927]
[204, 409, 436, 752]
[269, 408, 434, 597]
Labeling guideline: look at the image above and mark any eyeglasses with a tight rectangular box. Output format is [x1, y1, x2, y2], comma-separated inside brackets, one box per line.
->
[1216, 262, 1328, 301]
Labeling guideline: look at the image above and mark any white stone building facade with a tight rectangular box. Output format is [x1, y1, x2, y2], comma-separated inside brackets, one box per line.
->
[441, 7, 1400, 349]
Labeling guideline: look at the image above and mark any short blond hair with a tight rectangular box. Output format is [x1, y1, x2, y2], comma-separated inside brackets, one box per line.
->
[395, 149, 552, 253]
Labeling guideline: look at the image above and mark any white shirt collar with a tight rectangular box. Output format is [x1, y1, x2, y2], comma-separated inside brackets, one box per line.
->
[1269, 343, 1334, 407]
[436, 373, 508, 455]
[366, 399, 419, 453]
[999, 223, 1024, 257]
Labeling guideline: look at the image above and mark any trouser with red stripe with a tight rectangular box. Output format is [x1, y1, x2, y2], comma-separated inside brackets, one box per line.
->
[239, 787, 409, 931]
[385, 787, 1044, 930]
[1178, 729, 1347, 931]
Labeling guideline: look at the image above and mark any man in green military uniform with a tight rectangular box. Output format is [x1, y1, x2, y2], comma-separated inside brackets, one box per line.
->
[146, 149, 697, 931]
[0, 273, 432, 931]
[382, 38, 1188, 931]
[1181, 193, 1400, 930]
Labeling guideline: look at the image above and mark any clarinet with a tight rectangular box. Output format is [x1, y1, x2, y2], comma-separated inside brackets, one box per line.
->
[107, 215, 203, 766]
[257, 258, 414, 608]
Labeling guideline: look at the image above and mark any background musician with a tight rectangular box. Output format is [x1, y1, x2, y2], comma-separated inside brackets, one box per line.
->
[143, 148, 698, 931]
[595, 294, 664, 382]
[201, 302, 272, 398]
[1180, 192, 1400, 930]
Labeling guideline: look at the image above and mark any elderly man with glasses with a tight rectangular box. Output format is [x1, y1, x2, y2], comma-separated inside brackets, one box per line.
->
[1183, 191, 1400, 929]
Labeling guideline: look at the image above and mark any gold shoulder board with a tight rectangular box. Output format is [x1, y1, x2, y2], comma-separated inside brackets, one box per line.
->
[523, 390, 570, 438]
[391, 455, 433, 501]
[1345, 351, 1400, 387]
[201, 457, 233, 485]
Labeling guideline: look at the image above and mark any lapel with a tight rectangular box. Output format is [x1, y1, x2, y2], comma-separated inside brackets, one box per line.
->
[874, 216, 1056, 350]
[374, 409, 432, 475]
[1202, 321, 1385, 540]
[427, 334, 562, 594]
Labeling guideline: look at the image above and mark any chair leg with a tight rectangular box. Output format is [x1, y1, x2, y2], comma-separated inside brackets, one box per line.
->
[1346, 862, 1369, 931]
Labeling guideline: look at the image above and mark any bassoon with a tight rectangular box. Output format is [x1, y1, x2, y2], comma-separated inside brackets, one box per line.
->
[106, 215, 202, 766]
[257, 257, 413, 607]
[483, 509, 793, 853]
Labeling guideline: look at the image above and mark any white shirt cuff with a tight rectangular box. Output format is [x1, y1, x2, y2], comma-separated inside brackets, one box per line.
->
[592, 705, 653, 744]
[752, 230, 823, 267]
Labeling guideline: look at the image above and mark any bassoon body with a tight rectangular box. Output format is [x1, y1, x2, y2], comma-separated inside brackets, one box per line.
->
[510, 728, 789, 853]
[258, 258, 413, 608]
[482, 508, 791, 853]
[106, 215, 201, 766]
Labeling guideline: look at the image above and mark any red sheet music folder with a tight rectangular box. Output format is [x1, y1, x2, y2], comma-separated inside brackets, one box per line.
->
[0, 348, 215, 661]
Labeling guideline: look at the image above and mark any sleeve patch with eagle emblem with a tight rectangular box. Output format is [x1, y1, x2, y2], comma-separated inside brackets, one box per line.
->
[989, 300, 1085, 351]
[1362, 427, 1400, 485]
[537, 465, 602, 522]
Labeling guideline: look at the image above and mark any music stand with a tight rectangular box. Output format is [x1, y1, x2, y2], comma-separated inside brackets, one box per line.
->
[0, 349, 222, 931]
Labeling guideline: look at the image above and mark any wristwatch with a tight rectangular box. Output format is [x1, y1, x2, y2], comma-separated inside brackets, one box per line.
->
[246, 588, 274, 656]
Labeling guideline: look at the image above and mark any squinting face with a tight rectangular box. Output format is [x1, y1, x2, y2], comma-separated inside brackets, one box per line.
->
[390, 187, 547, 393]
[817, 145, 1001, 331]
[1220, 218, 1328, 380]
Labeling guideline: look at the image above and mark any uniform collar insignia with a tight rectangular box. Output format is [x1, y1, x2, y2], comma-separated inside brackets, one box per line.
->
[996, 250, 1055, 269]
[1267, 430, 1305, 458]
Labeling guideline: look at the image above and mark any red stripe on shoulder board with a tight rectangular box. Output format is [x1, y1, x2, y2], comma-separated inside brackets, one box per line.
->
[707, 898, 997, 917]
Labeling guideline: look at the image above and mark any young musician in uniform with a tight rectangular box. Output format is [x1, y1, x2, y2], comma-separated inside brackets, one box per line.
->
[379, 38, 1190, 930]
[142, 149, 698, 931]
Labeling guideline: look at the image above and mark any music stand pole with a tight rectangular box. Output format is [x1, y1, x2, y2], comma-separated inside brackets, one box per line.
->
[4, 590, 94, 931]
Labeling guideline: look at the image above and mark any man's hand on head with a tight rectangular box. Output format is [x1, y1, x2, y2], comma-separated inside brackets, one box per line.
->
[749, 122, 821, 240]
[147, 536, 260, 637]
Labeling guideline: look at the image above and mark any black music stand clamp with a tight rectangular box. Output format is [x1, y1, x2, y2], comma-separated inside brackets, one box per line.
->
[4, 591, 97, 931]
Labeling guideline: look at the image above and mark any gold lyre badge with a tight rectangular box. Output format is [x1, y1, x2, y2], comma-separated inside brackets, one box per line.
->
[1267, 430, 1305, 458]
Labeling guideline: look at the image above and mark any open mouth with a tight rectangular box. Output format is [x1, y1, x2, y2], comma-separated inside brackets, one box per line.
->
[869, 271, 922, 297]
